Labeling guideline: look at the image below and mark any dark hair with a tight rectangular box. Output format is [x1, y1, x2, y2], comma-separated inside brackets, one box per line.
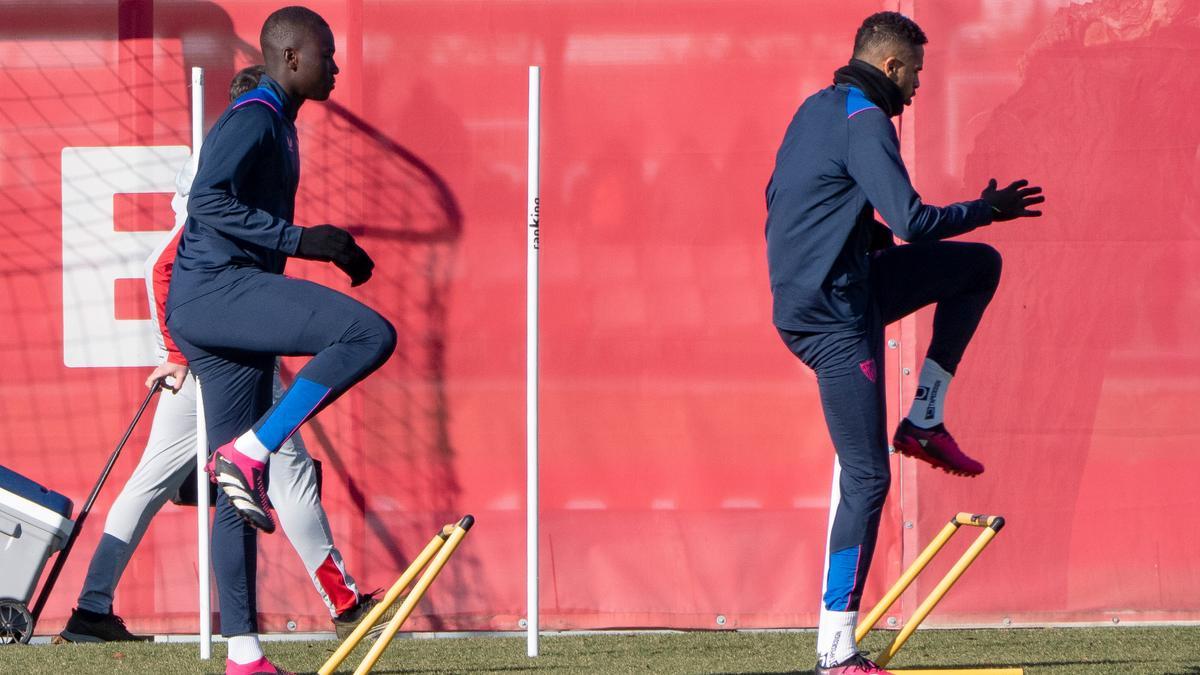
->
[853, 11, 927, 58]
[229, 64, 266, 101]
[260, 6, 329, 54]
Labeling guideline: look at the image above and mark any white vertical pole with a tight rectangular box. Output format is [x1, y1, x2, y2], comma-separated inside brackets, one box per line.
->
[196, 378, 211, 659]
[525, 65, 541, 658]
[190, 66, 212, 661]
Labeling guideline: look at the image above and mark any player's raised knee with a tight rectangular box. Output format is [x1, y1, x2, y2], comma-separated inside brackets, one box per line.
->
[980, 242, 1003, 274]
[364, 311, 397, 364]
[967, 242, 1003, 287]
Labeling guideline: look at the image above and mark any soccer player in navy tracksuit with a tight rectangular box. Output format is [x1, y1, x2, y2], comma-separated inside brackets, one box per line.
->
[165, 8, 394, 675]
[60, 66, 393, 649]
[764, 13, 1044, 674]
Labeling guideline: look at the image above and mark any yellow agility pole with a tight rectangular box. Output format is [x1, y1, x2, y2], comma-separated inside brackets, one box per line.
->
[856, 518, 961, 643]
[857, 513, 1005, 668]
[319, 520, 460, 675]
[352, 514, 475, 675]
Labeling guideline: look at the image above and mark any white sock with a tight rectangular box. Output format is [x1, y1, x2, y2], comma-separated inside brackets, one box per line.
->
[907, 358, 952, 429]
[816, 607, 858, 667]
[233, 430, 270, 463]
[227, 634, 263, 664]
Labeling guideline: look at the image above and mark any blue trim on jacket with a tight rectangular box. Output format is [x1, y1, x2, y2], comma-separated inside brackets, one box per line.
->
[166, 74, 304, 314]
[765, 84, 995, 331]
[845, 86, 879, 118]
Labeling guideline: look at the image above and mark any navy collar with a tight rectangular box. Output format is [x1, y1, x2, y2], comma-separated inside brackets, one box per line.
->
[258, 73, 299, 122]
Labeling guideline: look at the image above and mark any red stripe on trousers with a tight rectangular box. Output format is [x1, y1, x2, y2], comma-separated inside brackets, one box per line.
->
[315, 554, 358, 614]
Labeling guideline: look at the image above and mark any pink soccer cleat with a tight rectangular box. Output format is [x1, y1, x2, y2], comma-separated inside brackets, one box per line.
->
[892, 419, 984, 477]
[225, 656, 294, 675]
[207, 440, 275, 533]
[815, 653, 894, 674]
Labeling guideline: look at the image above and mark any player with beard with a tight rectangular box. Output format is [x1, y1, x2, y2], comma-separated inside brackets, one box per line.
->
[765, 12, 1043, 673]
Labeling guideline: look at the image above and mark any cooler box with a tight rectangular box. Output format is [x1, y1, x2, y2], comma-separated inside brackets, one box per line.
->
[0, 465, 74, 604]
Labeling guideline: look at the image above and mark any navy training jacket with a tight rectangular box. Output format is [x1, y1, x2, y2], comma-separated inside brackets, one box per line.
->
[168, 74, 303, 313]
[765, 84, 994, 332]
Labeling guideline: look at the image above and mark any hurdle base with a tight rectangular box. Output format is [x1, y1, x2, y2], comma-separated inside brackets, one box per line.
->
[890, 669, 1024, 674]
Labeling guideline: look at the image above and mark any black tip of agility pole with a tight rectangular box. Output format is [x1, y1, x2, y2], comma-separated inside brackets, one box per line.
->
[457, 514, 475, 531]
[989, 516, 1005, 533]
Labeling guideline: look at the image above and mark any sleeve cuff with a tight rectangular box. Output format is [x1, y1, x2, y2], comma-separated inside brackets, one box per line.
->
[974, 199, 997, 225]
[280, 223, 302, 255]
[167, 351, 189, 366]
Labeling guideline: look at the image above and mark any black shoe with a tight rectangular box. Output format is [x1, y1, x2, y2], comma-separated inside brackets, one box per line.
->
[814, 652, 892, 674]
[332, 591, 403, 641]
[59, 608, 151, 643]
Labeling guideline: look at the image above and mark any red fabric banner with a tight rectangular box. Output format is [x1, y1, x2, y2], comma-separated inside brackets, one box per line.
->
[0, 0, 1195, 636]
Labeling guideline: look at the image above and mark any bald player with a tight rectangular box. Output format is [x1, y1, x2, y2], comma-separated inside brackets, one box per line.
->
[165, 7, 395, 674]
[60, 64, 394, 649]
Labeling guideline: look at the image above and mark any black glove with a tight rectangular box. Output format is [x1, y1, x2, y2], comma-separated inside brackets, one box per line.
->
[296, 224, 374, 286]
[981, 178, 1045, 222]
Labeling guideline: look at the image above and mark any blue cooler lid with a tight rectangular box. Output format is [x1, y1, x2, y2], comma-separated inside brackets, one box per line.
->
[0, 464, 74, 519]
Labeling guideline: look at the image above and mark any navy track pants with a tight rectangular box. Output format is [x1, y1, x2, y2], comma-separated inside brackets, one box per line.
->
[167, 269, 395, 635]
[779, 241, 1001, 612]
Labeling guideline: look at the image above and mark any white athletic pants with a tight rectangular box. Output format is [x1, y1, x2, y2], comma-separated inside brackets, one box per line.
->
[78, 369, 358, 617]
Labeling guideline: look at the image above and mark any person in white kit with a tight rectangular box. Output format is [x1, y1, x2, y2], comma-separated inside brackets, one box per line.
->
[59, 65, 394, 644]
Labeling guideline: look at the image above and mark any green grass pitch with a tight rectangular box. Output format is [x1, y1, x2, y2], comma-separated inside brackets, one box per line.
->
[4, 627, 1199, 674]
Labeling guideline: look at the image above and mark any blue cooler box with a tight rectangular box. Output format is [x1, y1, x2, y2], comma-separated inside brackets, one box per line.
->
[0, 465, 74, 604]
